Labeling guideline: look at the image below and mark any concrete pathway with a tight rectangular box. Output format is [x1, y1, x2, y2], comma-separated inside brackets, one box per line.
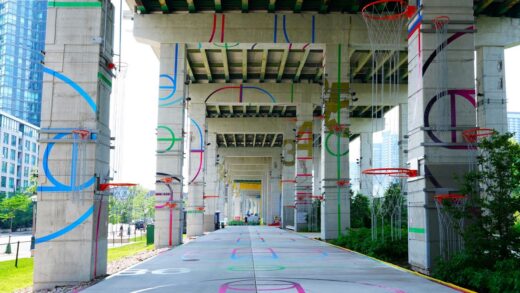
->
[85, 227, 463, 293]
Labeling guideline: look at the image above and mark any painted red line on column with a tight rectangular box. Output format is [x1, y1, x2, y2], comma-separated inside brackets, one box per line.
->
[296, 138, 312, 141]
[296, 173, 312, 177]
[297, 131, 312, 134]
[209, 14, 217, 42]
[220, 14, 225, 42]
[296, 157, 313, 160]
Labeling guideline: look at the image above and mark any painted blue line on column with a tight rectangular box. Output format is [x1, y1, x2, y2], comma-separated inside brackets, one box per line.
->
[282, 15, 291, 43]
[273, 15, 278, 43]
[243, 86, 277, 103]
[43, 67, 97, 113]
[35, 205, 94, 244]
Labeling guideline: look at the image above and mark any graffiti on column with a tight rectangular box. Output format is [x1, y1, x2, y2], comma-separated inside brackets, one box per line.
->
[323, 98, 350, 157]
[204, 85, 277, 103]
[273, 14, 316, 46]
[159, 43, 183, 107]
[155, 172, 181, 247]
[39, 67, 97, 193]
[35, 67, 101, 244]
[157, 125, 183, 153]
[423, 89, 476, 150]
[295, 121, 313, 207]
[282, 139, 295, 167]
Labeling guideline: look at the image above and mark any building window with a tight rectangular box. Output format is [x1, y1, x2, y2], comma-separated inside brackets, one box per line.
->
[30, 155, 36, 165]
[31, 142, 36, 152]
[3, 133, 8, 144]
[24, 154, 29, 164]
[25, 140, 30, 151]
[9, 164, 14, 175]
[23, 166, 29, 177]
[1, 176, 5, 188]
[10, 134, 16, 146]
[10, 149, 15, 160]
[8, 177, 14, 188]
[2, 147, 7, 159]
[1, 162, 6, 173]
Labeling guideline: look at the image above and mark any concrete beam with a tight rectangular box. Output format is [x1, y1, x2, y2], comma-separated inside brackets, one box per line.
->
[200, 49, 213, 82]
[294, 49, 310, 82]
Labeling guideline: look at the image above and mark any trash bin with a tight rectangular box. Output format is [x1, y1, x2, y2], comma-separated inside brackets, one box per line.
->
[146, 224, 154, 245]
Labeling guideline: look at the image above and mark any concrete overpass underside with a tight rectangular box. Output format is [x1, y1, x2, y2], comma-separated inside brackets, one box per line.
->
[33, 0, 520, 290]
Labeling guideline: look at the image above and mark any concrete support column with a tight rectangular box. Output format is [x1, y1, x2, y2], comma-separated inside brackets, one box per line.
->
[407, 1, 476, 273]
[261, 172, 269, 223]
[476, 46, 508, 133]
[281, 129, 296, 228]
[320, 44, 350, 239]
[187, 103, 205, 236]
[268, 158, 282, 224]
[203, 130, 218, 232]
[295, 99, 314, 231]
[34, 2, 113, 289]
[155, 43, 188, 248]
[399, 103, 409, 168]
[359, 132, 373, 196]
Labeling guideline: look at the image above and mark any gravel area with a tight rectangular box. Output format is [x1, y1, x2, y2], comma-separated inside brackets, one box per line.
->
[16, 247, 169, 293]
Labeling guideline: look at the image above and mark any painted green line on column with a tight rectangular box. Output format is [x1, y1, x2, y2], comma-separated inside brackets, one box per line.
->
[48, 1, 102, 8]
[337, 43, 342, 238]
[97, 72, 112, 88]
[409, 227, 425, 234]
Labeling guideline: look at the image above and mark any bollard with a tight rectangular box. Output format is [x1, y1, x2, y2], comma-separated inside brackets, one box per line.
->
[15, 241, 20, 268]
[5, 235, 11, 254]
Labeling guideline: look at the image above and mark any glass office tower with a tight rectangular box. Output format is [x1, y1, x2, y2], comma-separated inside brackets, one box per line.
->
[0, 0, 47, 126]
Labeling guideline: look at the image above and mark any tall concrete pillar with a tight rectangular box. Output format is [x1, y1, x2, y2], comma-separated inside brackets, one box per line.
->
[34, 1, 114, 289]
[155, 43, 187, 248]
[295, 98, 314, 231]
[281, 128, 296, 228]
[187, 103, 205, 236]
[399, 103, 409, 168]
[359, 132, 373, 196]
[407, 1, 476, 273]
[476, 46, 508, 133]
[203, 129, 218, 232]
[320, 44, 350, 239]
[268, 158, 282, 224]
[261, 172, 269, 223]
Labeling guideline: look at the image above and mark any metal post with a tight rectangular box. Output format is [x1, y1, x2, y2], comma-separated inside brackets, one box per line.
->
[15, 241, 20, 267]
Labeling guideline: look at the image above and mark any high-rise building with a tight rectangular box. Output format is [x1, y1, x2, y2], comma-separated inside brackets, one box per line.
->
[0, 0, 47, 126]
[0, 111, 39, 194]
[508, 112, 520, 143]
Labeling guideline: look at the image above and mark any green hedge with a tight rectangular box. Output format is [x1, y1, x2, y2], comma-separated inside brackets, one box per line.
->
[328, 227, 408, 264]
[433, 253, 520, 293]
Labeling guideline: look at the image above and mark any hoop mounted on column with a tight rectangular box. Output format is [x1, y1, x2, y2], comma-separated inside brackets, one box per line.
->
[362, 168, 418, 178]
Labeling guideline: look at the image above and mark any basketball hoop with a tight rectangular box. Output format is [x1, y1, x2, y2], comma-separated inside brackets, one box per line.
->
[361, 0, 411, 21]
[72, 129, 91, 140]
[462, 127, 495, 143]
[433, 16, 450, 30]
[362, 168, 418, 178]
[99, 182, 137, 191]
[434, 194, 467, 259]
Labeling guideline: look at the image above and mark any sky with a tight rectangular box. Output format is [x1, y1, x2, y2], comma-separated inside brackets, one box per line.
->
[110, 2, 520, 190]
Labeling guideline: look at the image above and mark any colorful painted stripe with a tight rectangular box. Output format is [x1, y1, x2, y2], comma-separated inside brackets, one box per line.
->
[35, 205, 94, 244]
[48, 1, 102, 8]
[408, 227, 425, 234]
[97, 72, 112, 88]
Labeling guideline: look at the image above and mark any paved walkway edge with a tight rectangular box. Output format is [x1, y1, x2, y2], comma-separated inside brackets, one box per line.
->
[289, 231, 476, 293]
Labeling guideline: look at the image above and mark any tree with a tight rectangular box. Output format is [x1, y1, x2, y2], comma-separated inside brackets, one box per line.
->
[351, 193, 371, 228]
[0, 194, 31, 232]
[460, 133, 520, 261]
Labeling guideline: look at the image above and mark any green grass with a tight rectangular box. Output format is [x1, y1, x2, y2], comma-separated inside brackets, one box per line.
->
[0, 258, 34, 293]
[107, 239, 154, 262]
[0, 240, 154, 292]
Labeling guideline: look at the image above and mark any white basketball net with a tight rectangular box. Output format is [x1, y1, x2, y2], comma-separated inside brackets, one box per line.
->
[434, 195, 467, 260]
